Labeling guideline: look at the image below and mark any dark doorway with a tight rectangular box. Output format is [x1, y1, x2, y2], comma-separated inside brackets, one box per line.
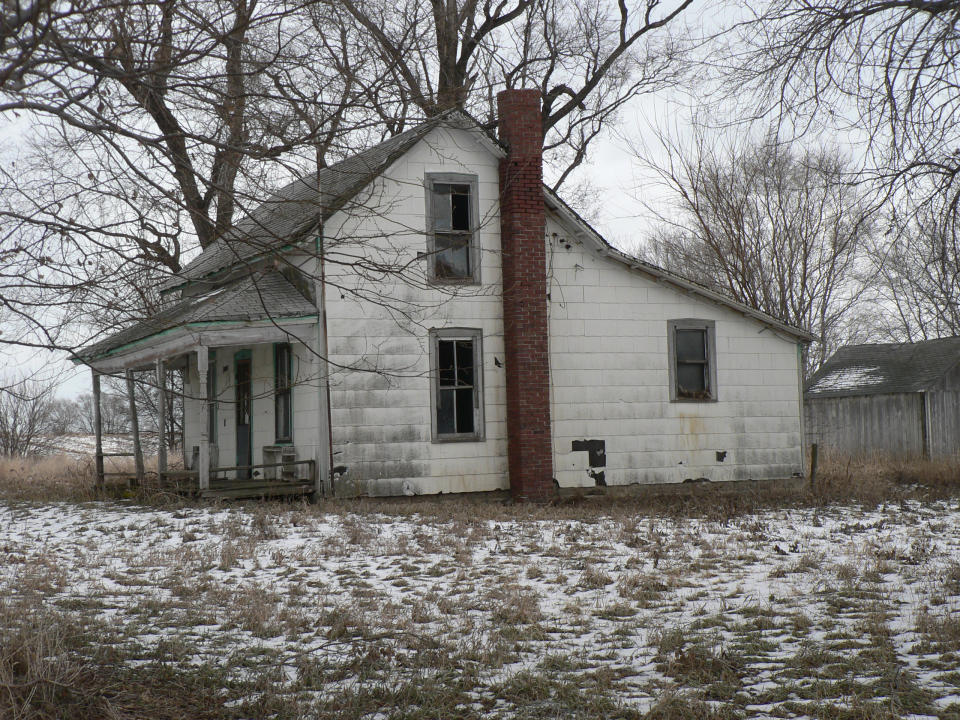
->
[235, 353, 252, 479]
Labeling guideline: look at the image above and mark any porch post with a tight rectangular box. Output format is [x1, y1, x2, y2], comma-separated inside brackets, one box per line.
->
[156, 358, 167, 476]
[196, 348, 210, 490]
[125, 369, 145, 486]
[315, 329, 332, 498]
[92, 370, 104, 488]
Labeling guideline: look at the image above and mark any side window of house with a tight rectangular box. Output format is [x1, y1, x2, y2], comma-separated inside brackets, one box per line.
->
[274, 343, 292, 442]
[431, 328, 484, 441]
[426, 174, 480, 283]
[668, 320, 717, 401]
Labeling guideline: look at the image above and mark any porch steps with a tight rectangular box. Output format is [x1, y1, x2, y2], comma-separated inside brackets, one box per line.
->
[198, 481, 314, 500]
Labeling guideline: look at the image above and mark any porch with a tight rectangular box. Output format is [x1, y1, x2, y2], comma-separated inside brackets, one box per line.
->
[154, 461, 317, 500]
[72, 270, 332, 500]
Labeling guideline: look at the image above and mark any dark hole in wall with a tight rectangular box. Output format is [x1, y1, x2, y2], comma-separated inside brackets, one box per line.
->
[572, 439, 606, 487]
[716, 450, 727, 462]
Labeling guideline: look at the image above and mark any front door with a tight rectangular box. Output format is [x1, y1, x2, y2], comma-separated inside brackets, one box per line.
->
[235, 353, 252, 479]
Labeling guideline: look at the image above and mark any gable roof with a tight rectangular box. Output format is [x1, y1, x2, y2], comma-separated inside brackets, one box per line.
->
[76, 269, 317, 363]
[805, 337, 960, 398]
[164, 110, 501, 292]
[161, 109, 811, 342]
[542, 188, 814, 342]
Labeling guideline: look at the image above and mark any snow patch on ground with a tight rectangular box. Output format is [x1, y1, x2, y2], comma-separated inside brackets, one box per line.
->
[2, 498, 959, 716]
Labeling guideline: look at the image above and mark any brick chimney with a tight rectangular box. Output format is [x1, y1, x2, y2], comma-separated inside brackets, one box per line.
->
[497, 88, 555, 502]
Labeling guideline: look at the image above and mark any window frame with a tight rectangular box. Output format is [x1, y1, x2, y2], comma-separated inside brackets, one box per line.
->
[424, 172, 481, 285]
[274, 342, 293, 444]
[429, 327, 485, 442]
[667, 319, 718, 402]
[207, 349, 217, 443]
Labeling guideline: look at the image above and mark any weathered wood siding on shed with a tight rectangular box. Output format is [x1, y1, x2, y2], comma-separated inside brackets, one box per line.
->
[804, 393, 924, 458]
[925, 391, 960, 458]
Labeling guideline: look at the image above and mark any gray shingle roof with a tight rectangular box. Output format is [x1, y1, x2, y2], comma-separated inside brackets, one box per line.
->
[163, 115, 469, 291]
[805, 337, 960, 397]
[152, 107, 810, 346]
[76, 270, 317, 362]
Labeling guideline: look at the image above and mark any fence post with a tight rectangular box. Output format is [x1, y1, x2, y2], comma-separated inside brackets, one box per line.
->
[809, 443, 819, 492]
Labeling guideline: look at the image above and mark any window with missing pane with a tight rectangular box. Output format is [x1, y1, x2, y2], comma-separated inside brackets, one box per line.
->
[668, 320, 717, 402]
[426, 174, 479, 283]
[274, 343, 292, 443]
[431, 328, 484, 441]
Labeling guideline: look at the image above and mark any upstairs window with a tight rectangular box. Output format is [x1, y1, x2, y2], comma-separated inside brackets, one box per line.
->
[426, 174, 480, 283]
[274, 343, 293, 443]
[668, 320, 717, 401]
[431, 328, 484, 441]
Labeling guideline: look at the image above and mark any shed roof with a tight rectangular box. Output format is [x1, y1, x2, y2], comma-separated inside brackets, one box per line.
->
[76, 269, 317, 363]
[804, 337, 960, 398]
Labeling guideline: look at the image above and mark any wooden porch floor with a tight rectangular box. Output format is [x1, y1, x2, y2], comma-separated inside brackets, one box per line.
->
[157, 471, 315, 500]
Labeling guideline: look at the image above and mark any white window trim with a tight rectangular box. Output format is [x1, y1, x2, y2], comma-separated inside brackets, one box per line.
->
[429, 327, 485, 442]
[424, 172, 481, 285]
[667, 319, 718, 402]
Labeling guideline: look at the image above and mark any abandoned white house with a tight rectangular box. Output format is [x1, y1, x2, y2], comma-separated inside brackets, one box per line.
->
[74, 90, 811, 500]
[805, 338, 960, 459]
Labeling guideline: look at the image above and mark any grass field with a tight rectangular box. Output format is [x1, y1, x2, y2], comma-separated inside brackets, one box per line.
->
[2, 478, 960, 719]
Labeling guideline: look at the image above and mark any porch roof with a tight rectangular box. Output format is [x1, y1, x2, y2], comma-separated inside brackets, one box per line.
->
[74, 269, 317, 365]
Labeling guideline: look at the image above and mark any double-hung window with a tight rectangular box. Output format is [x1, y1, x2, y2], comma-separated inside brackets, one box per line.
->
[274, 343, 293, 442]
[668, 319, 717, 401]
[426, 173, 480, 283]
[431, 328, 484, 441]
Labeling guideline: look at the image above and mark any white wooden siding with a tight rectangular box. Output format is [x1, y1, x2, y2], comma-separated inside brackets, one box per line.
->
[545, 220, 805, 486]
[321, 125, 509, 496]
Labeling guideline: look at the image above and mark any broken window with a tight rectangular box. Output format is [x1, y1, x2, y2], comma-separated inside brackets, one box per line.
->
[426, 174, 479, 283]
[431, 328, 484, 440]
[274, 343, 292, 443]
[668, 320, 717, 401]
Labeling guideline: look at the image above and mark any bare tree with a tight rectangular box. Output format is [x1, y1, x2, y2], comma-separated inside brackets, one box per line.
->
[321, 0, 695, 189]
[729, 0, 960, 212]
[0, 0, 699, 370]
[642, 129, 876, 372]
[869, 195, 960, 341]
[0, 375, 57, 455]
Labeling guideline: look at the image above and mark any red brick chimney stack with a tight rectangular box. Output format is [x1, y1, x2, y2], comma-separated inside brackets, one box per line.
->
[497, 88, 555, 502]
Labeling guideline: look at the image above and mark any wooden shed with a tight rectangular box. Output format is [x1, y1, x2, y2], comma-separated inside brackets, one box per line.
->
[804, 338, 960, 458]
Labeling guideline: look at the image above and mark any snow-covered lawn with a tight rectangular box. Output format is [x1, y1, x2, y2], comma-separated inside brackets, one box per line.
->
[2, 497, 960, 718]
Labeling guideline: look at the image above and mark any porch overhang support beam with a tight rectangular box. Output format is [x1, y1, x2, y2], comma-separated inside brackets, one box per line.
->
[156, 358, 167, 475]
[196, 348, 210, 491]
[125, 369, 145, 486]
[92, 370, 104, 488]
[84, 321, 318, 375]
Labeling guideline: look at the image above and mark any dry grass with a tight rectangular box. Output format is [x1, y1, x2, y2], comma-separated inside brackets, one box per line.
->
[813, 452, 960, 503]
[3, 448, 960, 517]
[0, 596, 274, 719]
[0, 455, 99, 502]
[2, 487, 960, 718]
[0, 452, 194, 505]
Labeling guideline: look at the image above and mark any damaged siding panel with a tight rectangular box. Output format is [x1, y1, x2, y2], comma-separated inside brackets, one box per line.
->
[546, 214, 804, 487]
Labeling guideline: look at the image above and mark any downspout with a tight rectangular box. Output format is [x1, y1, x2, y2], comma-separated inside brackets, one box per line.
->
[317, 227, 335, 494]
[797, 343, 807, 475]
